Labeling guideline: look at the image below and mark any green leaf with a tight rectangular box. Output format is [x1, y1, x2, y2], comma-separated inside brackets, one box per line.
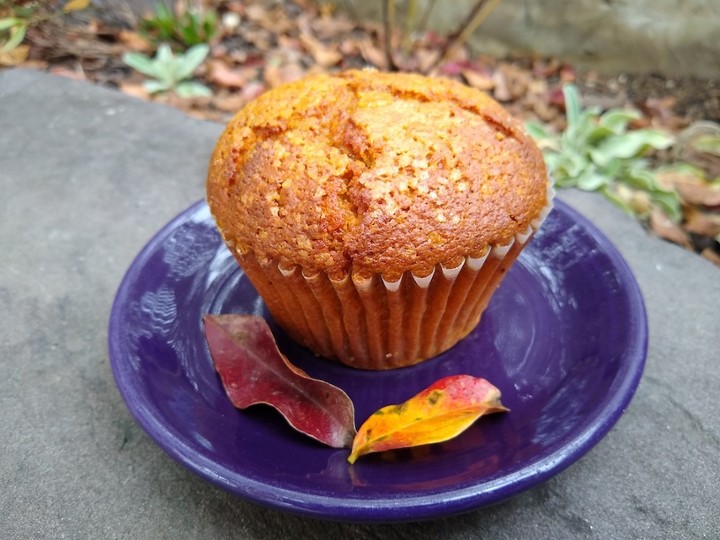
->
[562, 107, 598, 150]
[622, 167, 658, 191]
[590, 129, 674, 167]
[153, 43, 177, 84]
[558, 148, 590, 179]
[1, 23, 26, 53]
[691, 134, 720, 156]
[600, 186, 636, 217]
[576, 167, 610, 191]
[541, 151, 562, 173]
[157, 2, 173, 20]
[156, 42, 174, 63]
[656, 161, 707, 178]
[650, 189, 683, 223]
[525, 121, 552, 141]
[143, 79, 170, 94]
[175, 80, 212, 98]
[175, 43, 209, 80]
[584, 124, 616, 146]
[563, 84, 582, 132]
[602, 156, 623, 179]
[122, 51, 159, 77]
[203, 10, 218, 40]
[179, 13, 201, 45]
[598, 109, 642, 134]
[0, 18, 21, 31]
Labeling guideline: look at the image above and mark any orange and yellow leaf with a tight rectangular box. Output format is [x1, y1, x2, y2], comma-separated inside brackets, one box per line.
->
[348, 375, 508, 463]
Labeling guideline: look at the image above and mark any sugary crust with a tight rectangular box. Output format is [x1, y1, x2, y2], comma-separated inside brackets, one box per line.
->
[207, 70, 548, 280]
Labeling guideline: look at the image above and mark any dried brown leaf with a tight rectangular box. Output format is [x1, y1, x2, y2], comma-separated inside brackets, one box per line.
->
[49, 66, 85, 81]
[0, 44, 29, 66]
[244, 4, 271, 24]
[492, 69, 511, 102]
[207, 59, 248, 89]
[264, 62, 305, 88]
[684, 206, 720, 237]
[338, 37, 360, 56]
[244, 28, 272, 51]
[310, 14, 355, 39]
[461, 69, 494, 91]
[117, 30, 153, 53]
[416, 47, 440, 74]
[212, 92, 248, 113]
[649, 208, 691, 247]
[240, 80, 266, 102]
[300, 32, 343, 68]
[700, 247, 720, 266]
[358, 38, 387, 69]
[532, 58, 561, 78]
[643, 96, 681, 128]
[678, 182, 720, 207]
[661, 171, 720, 207]
[16, 59, 48, 70]
[118, 81, 150, 100]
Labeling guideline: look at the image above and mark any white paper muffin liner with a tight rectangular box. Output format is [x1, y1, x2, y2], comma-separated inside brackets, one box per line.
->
[233, 191, 555, 370]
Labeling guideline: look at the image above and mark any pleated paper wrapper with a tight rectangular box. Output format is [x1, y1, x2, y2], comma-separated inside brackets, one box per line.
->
[232, 191, 554, 370]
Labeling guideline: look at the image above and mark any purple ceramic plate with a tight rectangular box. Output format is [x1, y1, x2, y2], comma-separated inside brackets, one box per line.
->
[108, 199, 647, 522]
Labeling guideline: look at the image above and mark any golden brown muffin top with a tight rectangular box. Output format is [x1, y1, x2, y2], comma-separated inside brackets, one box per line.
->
[207, 70, 548, 281]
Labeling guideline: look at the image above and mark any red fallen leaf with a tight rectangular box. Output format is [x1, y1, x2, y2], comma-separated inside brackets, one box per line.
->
[203, 314, 356, 448]
[348, 375, 508, 463]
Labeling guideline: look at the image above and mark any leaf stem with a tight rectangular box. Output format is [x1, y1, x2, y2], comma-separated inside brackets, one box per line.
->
[424, 0, 502, 74]
[381, 0, 398, 71]
[416, 0, 437, 36]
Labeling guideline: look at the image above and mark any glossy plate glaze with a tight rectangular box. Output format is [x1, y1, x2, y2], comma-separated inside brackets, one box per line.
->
[108, 199, 647, 522]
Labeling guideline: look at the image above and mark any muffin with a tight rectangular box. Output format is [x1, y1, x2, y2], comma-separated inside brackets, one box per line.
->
[206, 70, 552, 370]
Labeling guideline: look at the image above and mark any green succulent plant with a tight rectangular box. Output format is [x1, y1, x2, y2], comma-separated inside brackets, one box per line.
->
[139, 2, 218, 48]
[526, 84, 682, 222]
[122, 43, 211, 98]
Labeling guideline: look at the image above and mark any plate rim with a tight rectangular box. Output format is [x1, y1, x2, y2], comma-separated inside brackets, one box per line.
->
[108, 198, 648, 522]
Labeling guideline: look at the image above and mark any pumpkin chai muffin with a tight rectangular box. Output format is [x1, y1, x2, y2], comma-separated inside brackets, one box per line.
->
[206, 69, 552, 369]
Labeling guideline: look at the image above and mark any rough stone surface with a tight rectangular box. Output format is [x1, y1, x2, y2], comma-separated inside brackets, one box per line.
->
[337, 0, 720, 78]
[1, 69, 719, 539]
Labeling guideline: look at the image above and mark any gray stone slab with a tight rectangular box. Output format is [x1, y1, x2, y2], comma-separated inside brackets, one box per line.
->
[1, 68, 718, 539]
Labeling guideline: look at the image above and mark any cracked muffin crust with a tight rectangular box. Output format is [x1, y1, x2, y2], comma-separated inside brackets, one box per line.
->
[206, 69, 548, 282]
